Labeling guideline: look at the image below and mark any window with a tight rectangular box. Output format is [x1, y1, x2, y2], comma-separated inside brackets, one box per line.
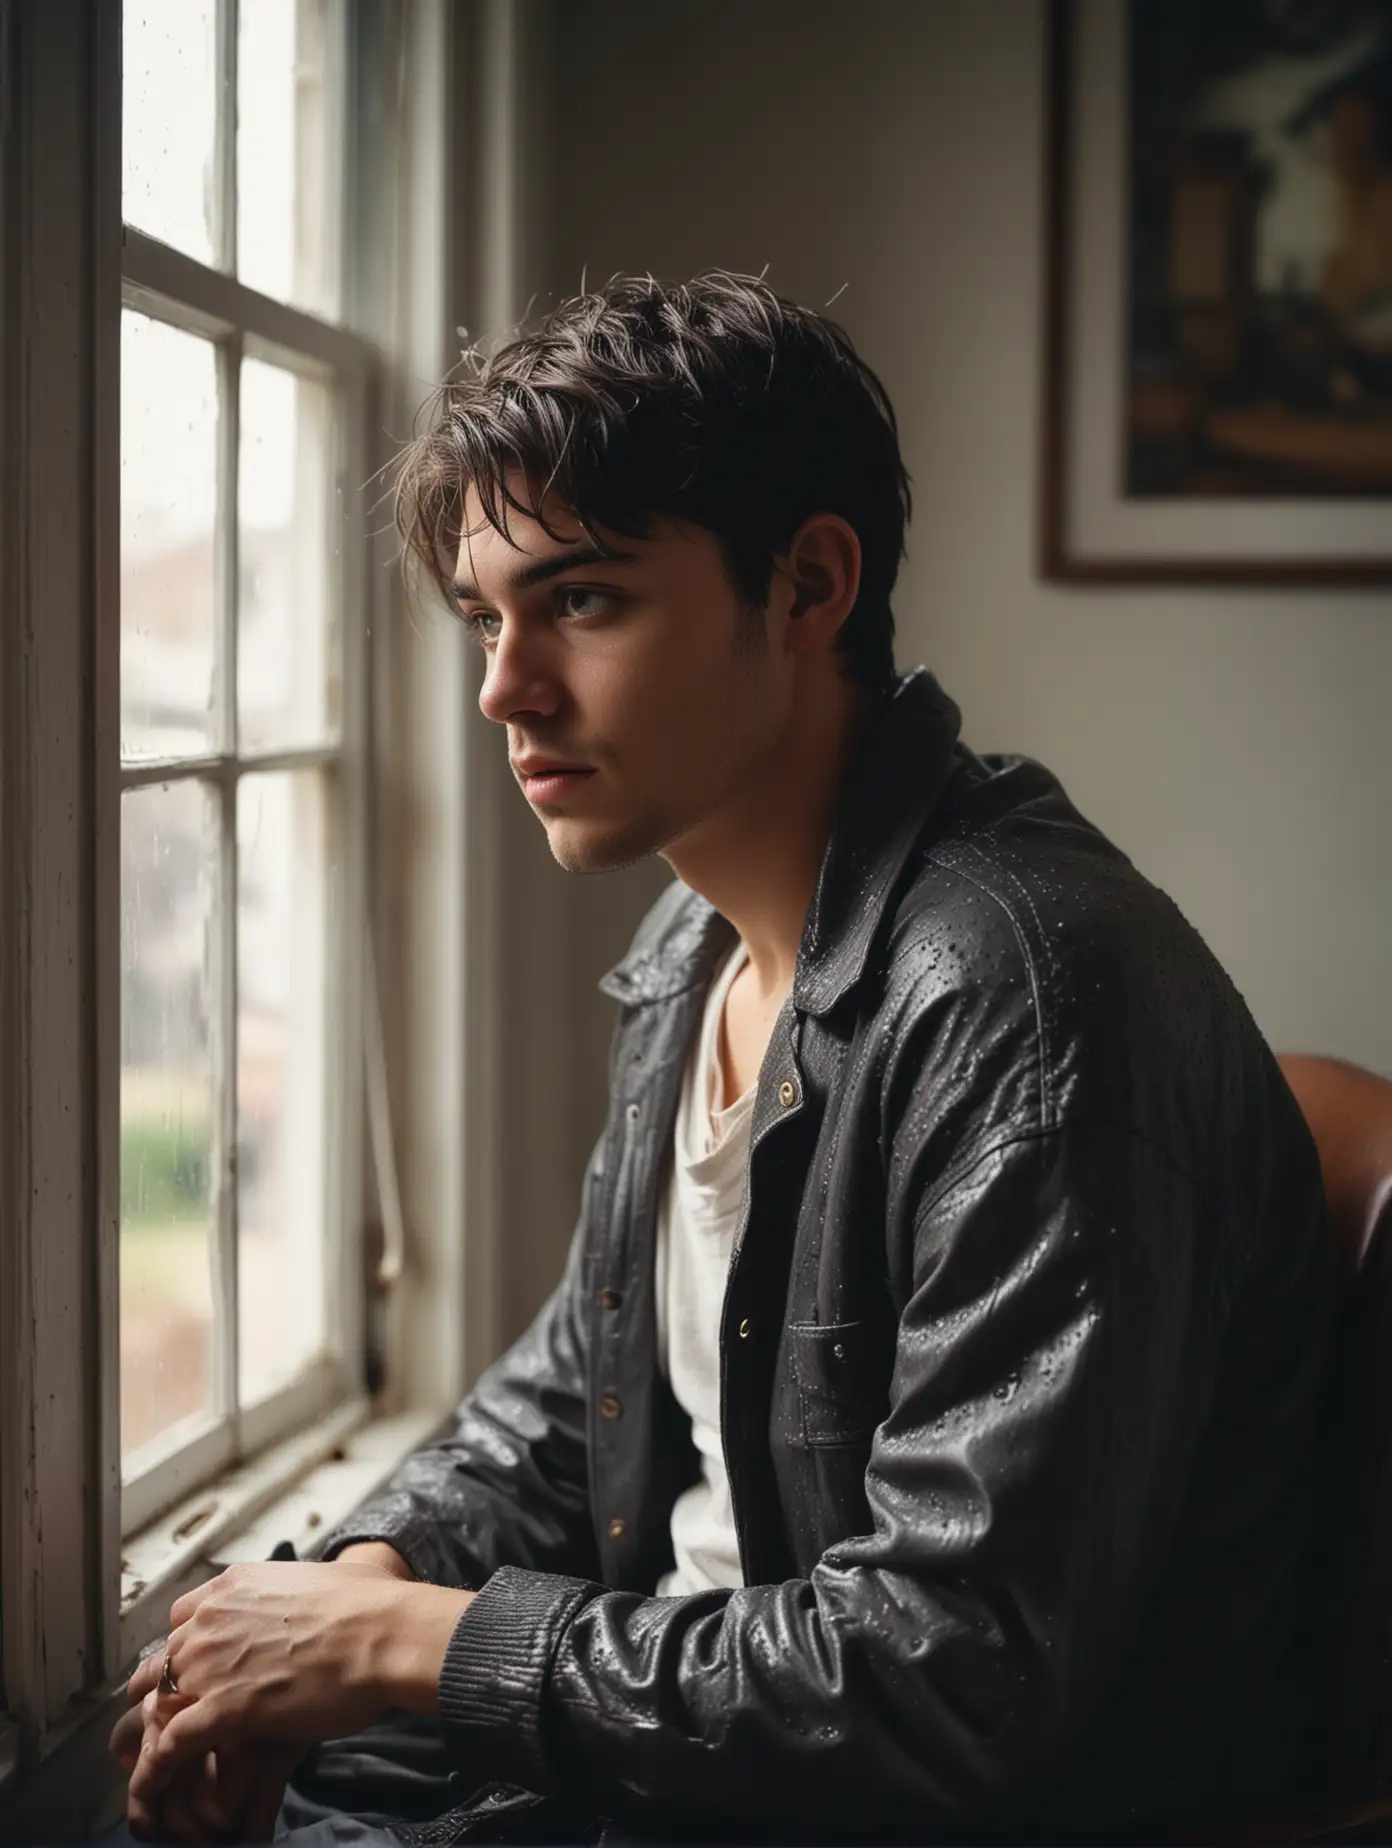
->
[117, 0, 372, 1537]
[1, 0, 486, 1803]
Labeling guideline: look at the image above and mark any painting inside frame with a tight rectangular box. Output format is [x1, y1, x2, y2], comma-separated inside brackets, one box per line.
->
[1126, 0, 1392, 500]
[1043, 0, 1392, 581]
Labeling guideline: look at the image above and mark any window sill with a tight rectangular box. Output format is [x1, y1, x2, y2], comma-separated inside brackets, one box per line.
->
[0, 1402, 448, 1834]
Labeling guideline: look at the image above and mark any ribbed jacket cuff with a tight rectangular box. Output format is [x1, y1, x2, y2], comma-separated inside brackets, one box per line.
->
[436, 1565, 600, 1791]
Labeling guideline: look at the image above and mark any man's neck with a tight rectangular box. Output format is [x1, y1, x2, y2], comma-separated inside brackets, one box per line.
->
[664, 673, 883, 998]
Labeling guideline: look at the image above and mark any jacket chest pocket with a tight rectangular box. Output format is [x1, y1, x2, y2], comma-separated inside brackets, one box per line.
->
[788, 1319, 887, 1448]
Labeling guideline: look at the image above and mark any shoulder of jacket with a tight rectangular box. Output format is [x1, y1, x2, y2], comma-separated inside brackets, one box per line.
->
[875, 758, 1218, 1135]
[890, 754, 1160, 992]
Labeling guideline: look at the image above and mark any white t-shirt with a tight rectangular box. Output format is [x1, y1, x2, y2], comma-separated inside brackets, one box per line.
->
[654, 941, 753, 1597]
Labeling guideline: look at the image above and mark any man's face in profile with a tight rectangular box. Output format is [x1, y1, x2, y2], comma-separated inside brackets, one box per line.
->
[454, 482, 793, 875]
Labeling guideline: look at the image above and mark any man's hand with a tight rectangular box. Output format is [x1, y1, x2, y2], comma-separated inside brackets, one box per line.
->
[112, 1700, 301, 1843]
[112, 1545, 417, 1842]
[123, 1558, 473, 1811]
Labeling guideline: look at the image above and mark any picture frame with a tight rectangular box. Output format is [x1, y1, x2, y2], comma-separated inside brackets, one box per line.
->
[1041, 0, 1392, 586]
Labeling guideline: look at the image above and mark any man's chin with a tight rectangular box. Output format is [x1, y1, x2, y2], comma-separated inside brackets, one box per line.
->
[543, 817, 665, 876]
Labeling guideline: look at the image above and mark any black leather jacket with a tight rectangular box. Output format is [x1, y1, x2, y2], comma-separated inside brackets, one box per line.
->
[327, 671, 1333, 1842]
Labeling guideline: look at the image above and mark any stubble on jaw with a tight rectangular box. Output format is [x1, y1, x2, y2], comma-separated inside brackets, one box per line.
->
[540, 814, 671, 877]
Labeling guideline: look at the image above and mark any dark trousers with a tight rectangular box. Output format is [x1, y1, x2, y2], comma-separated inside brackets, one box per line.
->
[96, 1712, 846, 1845]
[281, 1713, 610, 1845]
[97, 1712, 604, 1846]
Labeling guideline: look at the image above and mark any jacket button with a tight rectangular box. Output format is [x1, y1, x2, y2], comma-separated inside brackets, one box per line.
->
[600, 1288, 622, 1311]
[778, 1078, 798, 1107]
[737, 1317, 752, 1339]
[600, 1394, 623, 1419]
[626, 1102, 640, 1121]
[609, 1517, 627, 1539]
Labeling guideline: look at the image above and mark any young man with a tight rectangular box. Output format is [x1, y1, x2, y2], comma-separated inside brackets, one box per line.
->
[118, 272, 1333, 1845]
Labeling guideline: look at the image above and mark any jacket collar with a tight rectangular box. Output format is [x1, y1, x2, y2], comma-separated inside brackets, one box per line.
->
[599, 669, 963, 1016]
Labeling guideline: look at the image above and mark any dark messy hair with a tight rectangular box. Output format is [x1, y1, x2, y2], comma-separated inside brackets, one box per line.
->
[396, 270, 911, 694]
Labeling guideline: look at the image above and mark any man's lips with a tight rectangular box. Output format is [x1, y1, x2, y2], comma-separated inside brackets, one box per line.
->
[511, 759, 597, 806]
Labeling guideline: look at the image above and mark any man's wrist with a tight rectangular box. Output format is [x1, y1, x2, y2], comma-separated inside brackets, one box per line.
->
[374, 1582, 476, 1717]
[333, 1539, 415, 1579]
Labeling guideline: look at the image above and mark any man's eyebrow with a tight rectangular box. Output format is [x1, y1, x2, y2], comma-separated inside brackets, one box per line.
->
[450, 544, 639, 605]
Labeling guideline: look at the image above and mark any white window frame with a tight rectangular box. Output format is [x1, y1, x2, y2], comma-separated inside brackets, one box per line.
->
[114, 0, 376, 1538]
[116, 224, 372, 1540]
[0, 0, 512, 1810]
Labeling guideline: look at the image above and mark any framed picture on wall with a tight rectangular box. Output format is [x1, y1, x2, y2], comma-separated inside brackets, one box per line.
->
[1041, 0, 1392, 585]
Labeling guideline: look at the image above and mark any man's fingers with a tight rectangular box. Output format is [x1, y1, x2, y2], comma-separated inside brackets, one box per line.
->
[127, 1743, 235, 1846]
[168, 1577, 219, 1630]
[108, 1701, 144, 1764]
[125, 1790, 158, 1843]
[240, 1743, 303, 1841]
[150, 1688, 194, 1732]
[134, 1699, 233, 1795]
[207, 1746, 256, 1822]
[127, 1736, 167, 1841]
[242, 1764, 294, 1844]
[159, 1785, 210, 1847]
[125, 1650, 162, 1707]
[128, 1715, 193, 1803]
[127, 1615, 194, 1705]
[181, 1751, 236, 1839]
[244, 1790, 285, 1843]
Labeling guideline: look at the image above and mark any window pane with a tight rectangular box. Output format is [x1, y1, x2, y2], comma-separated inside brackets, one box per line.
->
[121, 780, 218, 1466]
[122, 312, 219, 762]
[239, 358, 337, 751]
[238, 0, 340, 316]
[238, 772, 331, 1406]
[122, 0, 218, 265]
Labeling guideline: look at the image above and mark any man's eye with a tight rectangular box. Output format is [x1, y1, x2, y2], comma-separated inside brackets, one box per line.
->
[461, 610, 501, 644]
[559, 586, 611, 619]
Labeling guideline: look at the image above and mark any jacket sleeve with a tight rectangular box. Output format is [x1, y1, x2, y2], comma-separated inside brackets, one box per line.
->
[320, 1212, 598, 1589]
[432, 1119, 1238, 1835]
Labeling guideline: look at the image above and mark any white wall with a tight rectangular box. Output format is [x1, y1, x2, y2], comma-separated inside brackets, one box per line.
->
[496, 0, 1392, 1333]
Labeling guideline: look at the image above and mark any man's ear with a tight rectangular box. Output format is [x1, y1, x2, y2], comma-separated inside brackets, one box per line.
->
[778, 513, 862, 655]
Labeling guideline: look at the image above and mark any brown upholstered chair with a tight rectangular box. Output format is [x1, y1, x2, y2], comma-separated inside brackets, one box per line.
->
[1282, 1057, 1392, 1284]
[1199, 1055, 1392, 1844]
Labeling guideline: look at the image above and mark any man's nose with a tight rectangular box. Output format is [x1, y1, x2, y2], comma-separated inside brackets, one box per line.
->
[476, 624, 561, 726]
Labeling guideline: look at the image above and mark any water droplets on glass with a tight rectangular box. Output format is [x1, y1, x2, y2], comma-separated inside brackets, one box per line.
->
[122, 0, 218, 265]
[121, 311, 218, 762]
[238, 358, 337, 751]
[237, 0, 339, 317]
[237, 772, 332, 1405]
[120, 780, 217, 1466]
